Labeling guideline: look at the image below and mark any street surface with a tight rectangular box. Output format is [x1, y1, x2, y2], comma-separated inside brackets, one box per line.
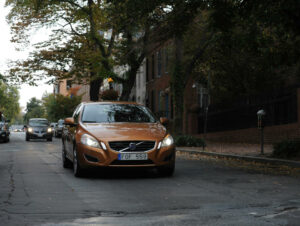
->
[0, 132, 300, 226]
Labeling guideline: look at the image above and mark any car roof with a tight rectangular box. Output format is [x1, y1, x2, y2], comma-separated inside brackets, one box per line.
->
[29, 118, 48, 121]
[81, 101, 142, 106]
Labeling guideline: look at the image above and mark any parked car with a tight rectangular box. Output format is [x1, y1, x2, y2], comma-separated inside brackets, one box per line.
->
[50, 122, 57, 130]
[12, 125, 24, 132]
[25, 118, 53, 141]
[54, 119, 64, 138]
[62, 102, 175, 177]
[0, 112, 10, 143]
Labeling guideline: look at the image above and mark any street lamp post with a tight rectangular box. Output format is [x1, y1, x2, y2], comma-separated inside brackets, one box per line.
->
[257, 109, 266, 155]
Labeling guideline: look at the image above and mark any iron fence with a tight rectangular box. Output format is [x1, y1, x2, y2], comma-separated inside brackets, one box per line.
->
[198, 88, 298, 133]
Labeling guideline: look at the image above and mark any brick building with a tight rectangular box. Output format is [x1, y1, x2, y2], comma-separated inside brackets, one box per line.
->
[53, 79, 90, 102]
[146, 43, 173, 119]
[146, 42, 300, 144]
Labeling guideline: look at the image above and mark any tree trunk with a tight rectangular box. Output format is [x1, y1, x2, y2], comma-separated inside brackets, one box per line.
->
[89, 76, 103, 101]
[171, 35, 184, 135]
[120, 67, 139, 101]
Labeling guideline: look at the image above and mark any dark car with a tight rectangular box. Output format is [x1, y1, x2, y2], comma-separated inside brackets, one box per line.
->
[25, 118, 53, 141]
[54, 119, 64, 138]
[0, 112, 10, 143]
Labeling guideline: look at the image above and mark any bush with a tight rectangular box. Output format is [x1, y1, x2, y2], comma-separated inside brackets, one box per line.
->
[175, 135, 206, 147]
[272, 139, 300, 159]
[100, 89, 119, 101]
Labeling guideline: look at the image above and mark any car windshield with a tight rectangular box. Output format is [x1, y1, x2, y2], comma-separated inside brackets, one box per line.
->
[29, 119, 49, 127]
[81, 104, 157, 123]
[58, 120, 64, 125]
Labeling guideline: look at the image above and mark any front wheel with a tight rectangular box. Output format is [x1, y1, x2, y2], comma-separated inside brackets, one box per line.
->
[62, 143, 72, 168]
[157, 152, 176, 177]
[47, 137, 53, 142]
[157, 162, 175, 177]
[26, 135, 30, 141]
[73, 147, 84, 177]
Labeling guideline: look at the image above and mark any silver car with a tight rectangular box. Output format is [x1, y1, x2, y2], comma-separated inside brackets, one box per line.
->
[54, 119, 64, 138]
[25, 118, 53, 141]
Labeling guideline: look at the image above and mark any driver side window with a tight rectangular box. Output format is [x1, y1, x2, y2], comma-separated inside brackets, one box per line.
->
[73, 104, 83, 123]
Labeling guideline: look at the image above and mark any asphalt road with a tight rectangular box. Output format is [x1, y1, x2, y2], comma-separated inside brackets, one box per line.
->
[0, 132, 300, 226]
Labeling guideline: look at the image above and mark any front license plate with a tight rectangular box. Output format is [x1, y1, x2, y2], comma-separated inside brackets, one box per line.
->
[38, 134, 43, 137]
[118, 153, 148, 161]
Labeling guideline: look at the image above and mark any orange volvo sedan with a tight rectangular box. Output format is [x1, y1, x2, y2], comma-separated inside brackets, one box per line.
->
[62, 102, 175, 177]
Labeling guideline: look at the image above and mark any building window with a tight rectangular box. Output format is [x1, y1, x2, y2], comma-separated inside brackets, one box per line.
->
[157, 50, 162, 77]
[151, 90, 155, 113]
[164, 46, 170, 73]
[55, 83, 60, 94]
[146, 58, 149, 82]
[151, 54, 155, 80]
[165, 93, 169, 118]
[170, 95, 174, 119]
[66, 80, 72, 90]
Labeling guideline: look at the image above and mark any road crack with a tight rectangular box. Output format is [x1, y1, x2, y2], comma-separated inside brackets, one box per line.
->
[258, 206, 300, 219]
[4, 161, 15, 205]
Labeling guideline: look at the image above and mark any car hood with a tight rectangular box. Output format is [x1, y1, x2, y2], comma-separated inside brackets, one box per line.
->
[29, 126, 49, 131]
[82, 122, 167, 141]
[29, 126, 48, 128]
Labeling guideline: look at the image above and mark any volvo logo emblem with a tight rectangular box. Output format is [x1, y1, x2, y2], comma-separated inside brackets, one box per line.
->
[129, 143, 136, 150]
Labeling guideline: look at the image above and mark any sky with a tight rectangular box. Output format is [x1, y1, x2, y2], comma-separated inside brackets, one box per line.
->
[0, 1, 53, 111]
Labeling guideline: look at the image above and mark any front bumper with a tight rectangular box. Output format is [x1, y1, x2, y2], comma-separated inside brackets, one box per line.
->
[56, 129, 63, 135]
[27, 132, 53, 139]
[76, 142, 176, 168]
[0, 131, 9, 141]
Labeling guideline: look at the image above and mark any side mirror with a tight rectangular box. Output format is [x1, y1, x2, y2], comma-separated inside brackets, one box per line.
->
[6, 119, 11, 123]
[160, 117, 169, 126]
[24, 125, 27, 128]
[64, 117, 76, 126]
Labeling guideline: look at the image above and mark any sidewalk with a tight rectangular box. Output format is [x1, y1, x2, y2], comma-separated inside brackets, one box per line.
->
[176, 142, 300, 169]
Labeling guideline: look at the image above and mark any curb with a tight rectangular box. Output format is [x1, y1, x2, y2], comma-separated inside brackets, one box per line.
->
[176, 148, 300, 169]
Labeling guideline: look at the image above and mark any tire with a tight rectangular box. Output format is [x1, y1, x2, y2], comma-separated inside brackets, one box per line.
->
[62, 142, 72, 168]
[26, 135, 30, 141]
[4, 137, 9, 143]
[47, 138, 52, 142]
[157, 153, 176, 177]
[73, 147, 84, 177]
[157, 162, 175, 177]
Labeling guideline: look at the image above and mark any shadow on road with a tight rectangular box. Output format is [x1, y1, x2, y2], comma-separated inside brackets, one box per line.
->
[72, 167, 171, 180]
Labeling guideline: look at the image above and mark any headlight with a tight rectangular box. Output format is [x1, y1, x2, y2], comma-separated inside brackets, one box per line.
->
[162, 134, 174, 147]
[47, 128, 52, 133]
[28, 127, 33, 133]
[80, 134, 100, 148]
[100, 142, 107, 150]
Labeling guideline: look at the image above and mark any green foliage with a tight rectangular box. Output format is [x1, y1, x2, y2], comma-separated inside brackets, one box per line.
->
[175, 135, 206, 148]
[23, 97, 45, 122]
[100, 89, 119, 101]
[6, 0, 115, 100]
[0, 79, 20, 120]
[272, 139, 300, 159]
[43, 93, 82, 122]
[200, 0, 300, 103]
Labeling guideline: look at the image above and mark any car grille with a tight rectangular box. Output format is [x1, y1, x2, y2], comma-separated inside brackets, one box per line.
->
[109, 141, 155, 152]
[34, 128, 47, 133]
